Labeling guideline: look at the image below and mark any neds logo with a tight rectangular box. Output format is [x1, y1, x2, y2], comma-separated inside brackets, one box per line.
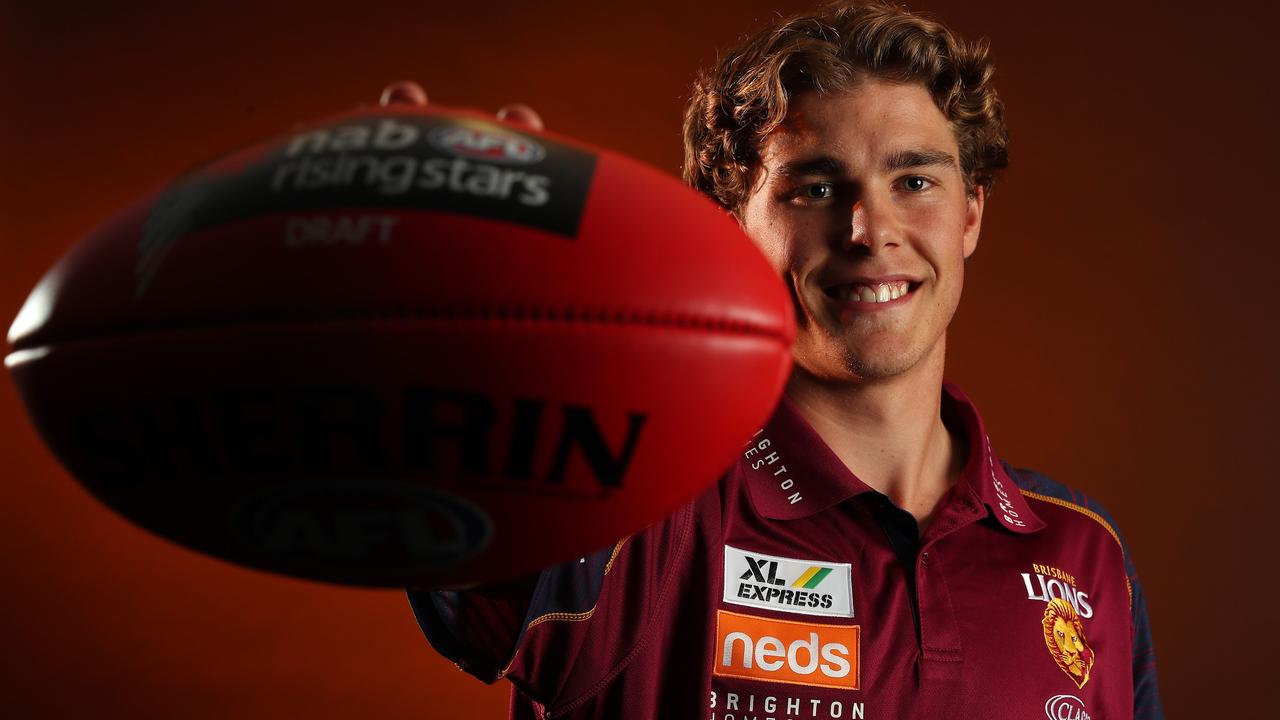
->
[429, 126, 545, 164]
[715, 610, 859, 689]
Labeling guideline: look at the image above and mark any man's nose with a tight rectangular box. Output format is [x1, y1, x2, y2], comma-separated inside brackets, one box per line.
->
[845, 195, 902, 253]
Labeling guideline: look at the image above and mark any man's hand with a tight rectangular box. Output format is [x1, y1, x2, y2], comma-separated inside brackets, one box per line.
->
[378, 80, 544, 131]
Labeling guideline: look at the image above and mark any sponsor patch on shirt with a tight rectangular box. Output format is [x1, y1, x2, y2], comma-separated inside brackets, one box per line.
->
[715, 610, 860, 690]
[723, 545, 854, 618]
[1044, 694, 1092, 720]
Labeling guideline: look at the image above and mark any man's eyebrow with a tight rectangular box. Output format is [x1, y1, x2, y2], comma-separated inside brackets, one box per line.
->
[774, 149, 957, 179]
[883, 148, 957, 172]
[776, 156, 847, 179]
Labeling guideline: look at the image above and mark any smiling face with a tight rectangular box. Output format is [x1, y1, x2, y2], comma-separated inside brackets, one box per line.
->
[737, 76, 985, 384]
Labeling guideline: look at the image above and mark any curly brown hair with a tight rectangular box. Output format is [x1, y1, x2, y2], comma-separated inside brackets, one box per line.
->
[681, 0, 1009, 213]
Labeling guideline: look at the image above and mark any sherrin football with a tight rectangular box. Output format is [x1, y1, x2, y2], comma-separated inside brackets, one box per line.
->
[5, 102, 794, 588]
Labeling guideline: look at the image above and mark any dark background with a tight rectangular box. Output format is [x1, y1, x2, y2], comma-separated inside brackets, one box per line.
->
[2, 0, 1274, 716]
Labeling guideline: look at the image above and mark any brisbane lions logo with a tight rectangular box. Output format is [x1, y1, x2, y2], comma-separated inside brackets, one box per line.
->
[1041, 597, 1094, 688]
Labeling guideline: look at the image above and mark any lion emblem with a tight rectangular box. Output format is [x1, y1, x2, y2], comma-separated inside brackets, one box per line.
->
[1041, 597, 1094, 688]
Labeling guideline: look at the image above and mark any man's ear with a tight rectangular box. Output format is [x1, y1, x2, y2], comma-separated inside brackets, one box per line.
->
[963, 183, 986, 260]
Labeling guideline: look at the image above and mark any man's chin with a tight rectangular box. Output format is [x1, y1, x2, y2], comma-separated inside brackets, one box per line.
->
[842, 354, 915, 382]
[791, 346, 916, 384]
[834, 335, 923, 380]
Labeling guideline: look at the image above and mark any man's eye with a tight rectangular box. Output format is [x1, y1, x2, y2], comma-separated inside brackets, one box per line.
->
[900, 176, 932, 192]
[799, 183, 834, 199]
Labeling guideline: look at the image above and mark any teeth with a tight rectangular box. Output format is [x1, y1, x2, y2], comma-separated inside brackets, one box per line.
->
[841, 281, 911, 303]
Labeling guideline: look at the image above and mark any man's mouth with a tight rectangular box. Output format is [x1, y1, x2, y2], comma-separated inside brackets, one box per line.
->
[822, 280, 919, 304]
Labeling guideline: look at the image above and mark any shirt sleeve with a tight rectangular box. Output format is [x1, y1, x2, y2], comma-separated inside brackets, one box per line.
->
[404, 537, 622, 685]
[1003, 461, 1164, 718]
[406, 573, 540, 684]
[1128, 563, 1164, 719]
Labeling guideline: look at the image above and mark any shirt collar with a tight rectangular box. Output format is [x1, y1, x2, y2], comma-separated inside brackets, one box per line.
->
[739, 380, 1045, 533]
[943, 381, 1046, 533]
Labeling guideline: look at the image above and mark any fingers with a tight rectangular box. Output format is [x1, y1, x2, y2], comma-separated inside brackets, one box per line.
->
[378, 81, 545, 132]
[379, 81, 429, 107]
[497, 103, 545, 131]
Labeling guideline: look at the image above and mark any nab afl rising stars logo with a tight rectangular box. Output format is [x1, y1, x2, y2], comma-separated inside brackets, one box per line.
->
[1041, 598, 1095, 688]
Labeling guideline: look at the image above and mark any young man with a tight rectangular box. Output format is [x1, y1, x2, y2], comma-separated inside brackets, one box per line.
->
[407, 2, 1162, 718]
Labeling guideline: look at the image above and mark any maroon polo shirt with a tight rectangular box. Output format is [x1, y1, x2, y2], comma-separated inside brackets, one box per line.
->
[409, 381, 1162, 719]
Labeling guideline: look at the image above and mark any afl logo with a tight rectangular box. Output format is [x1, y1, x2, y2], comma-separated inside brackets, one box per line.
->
[229, 479, 493, 583]
[1044, 694, 1091, 720]
[429, 124, 546, 164]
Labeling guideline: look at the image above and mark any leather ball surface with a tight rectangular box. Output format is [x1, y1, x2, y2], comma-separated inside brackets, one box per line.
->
[5, 104, 794, 588]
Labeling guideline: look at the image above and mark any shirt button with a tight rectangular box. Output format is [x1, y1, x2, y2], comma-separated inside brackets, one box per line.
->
[920, 551, 931, 566]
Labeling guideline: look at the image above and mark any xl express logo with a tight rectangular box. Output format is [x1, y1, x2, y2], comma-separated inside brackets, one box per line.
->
[723, 546, 853, 618]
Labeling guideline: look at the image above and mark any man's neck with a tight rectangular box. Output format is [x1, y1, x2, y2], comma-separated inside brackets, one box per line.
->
[783, 341, 966, 530]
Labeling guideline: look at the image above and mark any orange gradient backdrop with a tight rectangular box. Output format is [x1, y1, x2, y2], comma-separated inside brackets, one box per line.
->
[2, 1, 1274, 716]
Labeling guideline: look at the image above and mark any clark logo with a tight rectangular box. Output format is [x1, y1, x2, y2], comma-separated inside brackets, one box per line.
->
[1044, 694, 1092, 720]
[1042, 598, 1095, 689]
[723, 546, 853, 618]
[715, 610, 859, 690]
